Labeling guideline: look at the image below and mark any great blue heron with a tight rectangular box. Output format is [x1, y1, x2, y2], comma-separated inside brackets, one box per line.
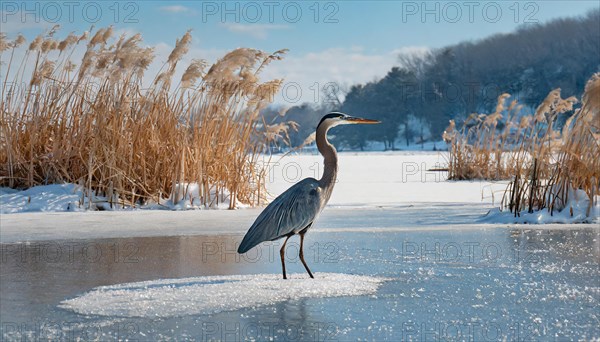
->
[237, 112, 380, 279]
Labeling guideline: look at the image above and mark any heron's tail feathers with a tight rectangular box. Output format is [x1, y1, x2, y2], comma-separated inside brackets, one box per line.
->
[237, 227, 265, 254]
[237, 236, 257, 254]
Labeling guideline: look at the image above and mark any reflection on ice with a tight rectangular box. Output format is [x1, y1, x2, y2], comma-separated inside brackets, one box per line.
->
[60, 273, 386, 318]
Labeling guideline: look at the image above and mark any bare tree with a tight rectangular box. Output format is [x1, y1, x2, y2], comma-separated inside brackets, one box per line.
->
[320, 82, 349, 112]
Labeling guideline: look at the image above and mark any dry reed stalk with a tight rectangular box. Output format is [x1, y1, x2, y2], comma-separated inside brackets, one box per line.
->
[446, 74, 599, 217]
[0, 28, 291, 209]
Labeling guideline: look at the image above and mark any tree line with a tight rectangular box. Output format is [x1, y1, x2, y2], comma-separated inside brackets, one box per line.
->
[264, 9, 599, 150]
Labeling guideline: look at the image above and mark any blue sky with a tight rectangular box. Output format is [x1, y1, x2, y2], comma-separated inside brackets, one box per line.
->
[139, 1, 597, 52]
[2, 1, 598, 104]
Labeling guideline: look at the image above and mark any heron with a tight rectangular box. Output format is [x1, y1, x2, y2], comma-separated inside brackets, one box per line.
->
[237, 112, 380, 279]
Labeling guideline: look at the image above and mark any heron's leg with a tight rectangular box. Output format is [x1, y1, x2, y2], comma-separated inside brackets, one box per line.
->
[280, 235, 291, 279]
[299, 232, 314, 279]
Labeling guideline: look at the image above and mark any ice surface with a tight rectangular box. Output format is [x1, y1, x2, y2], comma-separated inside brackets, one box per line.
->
[59, 273, 387, 318]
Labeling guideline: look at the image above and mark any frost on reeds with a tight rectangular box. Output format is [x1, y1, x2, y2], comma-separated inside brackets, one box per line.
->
[0, 27, 291, 209]
[445, 73, 600, 218]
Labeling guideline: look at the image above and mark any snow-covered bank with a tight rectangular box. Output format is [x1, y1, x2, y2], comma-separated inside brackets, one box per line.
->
[1, 152, 597, 242]
[482, 188, 600, 224]
[1, 152, 505, 213]
[1, 184, 85, 214]
[0, 182, 236, 214]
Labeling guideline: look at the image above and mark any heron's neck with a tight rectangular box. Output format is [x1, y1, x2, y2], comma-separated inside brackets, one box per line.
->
[316, 123, 338, 191]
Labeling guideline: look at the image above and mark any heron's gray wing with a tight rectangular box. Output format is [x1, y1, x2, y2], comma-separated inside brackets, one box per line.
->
[237, 178, 321, 253]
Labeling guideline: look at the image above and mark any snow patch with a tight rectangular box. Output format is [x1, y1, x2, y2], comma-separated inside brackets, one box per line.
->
[0, 184, 84, 214]
[1, 182, 242, 214]
[481, 189, 599, 224]
[59, 273, 387, 318]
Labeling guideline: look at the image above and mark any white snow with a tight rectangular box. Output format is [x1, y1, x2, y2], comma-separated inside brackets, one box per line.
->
[59, 273, 387, 318]
[1, 152, 597, 243]
[0, 184, 85, 214]
[0, 182, 239, 214]
[482, 188, 599, 224]
[265, 151, 506, 206]
[1, 152, 504, 212]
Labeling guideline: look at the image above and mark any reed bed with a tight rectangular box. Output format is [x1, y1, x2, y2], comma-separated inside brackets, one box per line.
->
[444, 73, 600, 217]
[0, 27, 292, 209]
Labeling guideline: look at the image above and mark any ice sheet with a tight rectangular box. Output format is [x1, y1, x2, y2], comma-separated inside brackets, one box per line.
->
[59, 273, 387, 318]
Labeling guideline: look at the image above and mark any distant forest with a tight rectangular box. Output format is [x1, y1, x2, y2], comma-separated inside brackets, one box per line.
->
[264, 9, 599, 150]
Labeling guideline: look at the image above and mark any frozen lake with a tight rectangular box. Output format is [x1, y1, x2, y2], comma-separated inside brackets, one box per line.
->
[1, 153, 598, 340]
[1, 206, 598, 340]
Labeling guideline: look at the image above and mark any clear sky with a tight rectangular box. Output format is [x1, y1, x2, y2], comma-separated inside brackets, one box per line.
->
[2, 1, 598, 104]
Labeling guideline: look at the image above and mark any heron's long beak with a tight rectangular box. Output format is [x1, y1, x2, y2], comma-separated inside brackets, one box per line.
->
[346, 116, 380, 124]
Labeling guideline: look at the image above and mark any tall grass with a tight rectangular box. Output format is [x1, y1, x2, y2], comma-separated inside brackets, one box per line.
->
[0, 27, 292, 209]
[444, 73, 600, 217]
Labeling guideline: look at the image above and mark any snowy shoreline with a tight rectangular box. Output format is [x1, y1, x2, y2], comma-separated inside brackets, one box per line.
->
[1, 152, 597, 243]
[0, 151, 498, 214]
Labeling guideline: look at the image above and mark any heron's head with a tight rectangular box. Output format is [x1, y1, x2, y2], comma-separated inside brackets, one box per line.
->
[317, 112, 380, 129]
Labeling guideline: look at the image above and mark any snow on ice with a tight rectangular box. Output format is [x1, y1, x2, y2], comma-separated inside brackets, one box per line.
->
[59, 273, 387, 318]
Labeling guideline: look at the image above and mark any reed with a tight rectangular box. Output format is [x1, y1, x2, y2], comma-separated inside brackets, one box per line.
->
[444, 73, 600, 217]
[0, 27, 291, 209]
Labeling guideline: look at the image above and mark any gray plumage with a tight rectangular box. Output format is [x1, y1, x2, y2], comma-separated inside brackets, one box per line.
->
[237, 112, 379, 279]
[237, 178, 322, 253]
